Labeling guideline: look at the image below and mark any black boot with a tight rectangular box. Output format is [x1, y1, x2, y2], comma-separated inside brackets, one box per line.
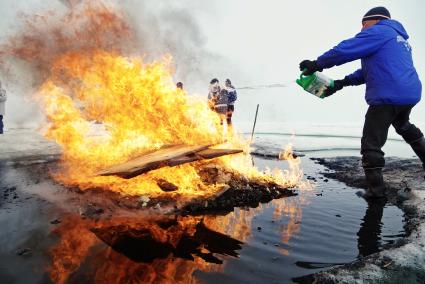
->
[410, 137, 425, 170]
[363, 168, 386, 199]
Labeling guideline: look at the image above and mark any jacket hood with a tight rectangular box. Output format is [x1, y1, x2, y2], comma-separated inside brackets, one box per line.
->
[378, 19, 409, 39]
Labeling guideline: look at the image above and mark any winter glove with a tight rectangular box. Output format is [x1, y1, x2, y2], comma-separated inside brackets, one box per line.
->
[322, 77, 350, 98]
[299, 60, 323, 75]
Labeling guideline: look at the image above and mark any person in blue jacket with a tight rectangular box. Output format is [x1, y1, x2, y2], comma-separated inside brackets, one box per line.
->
[224, 79, 237, 129]
[299, 7, 424, 198]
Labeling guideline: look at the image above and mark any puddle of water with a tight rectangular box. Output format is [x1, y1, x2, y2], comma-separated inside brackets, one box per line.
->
[0, 135, 406, 283]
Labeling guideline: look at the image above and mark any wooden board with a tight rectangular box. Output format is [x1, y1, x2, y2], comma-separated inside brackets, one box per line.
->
[97, 144, 210, 178]
[167, 148, 243, 167]
[97, 145, 243, 179]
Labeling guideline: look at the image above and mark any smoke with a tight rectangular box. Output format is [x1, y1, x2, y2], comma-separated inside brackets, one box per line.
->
[57, 0, 83, 9]
[0, 0, 225, 128]
[122, 0, 222, 89]
[0, 1, 132, 82]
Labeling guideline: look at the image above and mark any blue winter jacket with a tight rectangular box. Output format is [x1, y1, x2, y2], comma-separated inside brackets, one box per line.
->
[316, 19, 421, 106]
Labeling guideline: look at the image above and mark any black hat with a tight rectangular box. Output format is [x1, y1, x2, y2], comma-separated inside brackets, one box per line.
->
[362, 7, 391, 22]
[210, 78, 219, 84]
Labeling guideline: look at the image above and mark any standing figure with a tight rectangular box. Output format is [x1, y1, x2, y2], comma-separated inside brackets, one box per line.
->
[0, 81, 6, 134]
[224, 78, 237, 131]
[208, 78, 228, 125]
[299, 6, 424, 199]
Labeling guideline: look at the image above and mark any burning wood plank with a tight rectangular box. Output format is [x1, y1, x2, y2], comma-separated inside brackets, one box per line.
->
[97, 145, 243, 179]
[167, 148, 243, 167]
[96, 144, 210, 178]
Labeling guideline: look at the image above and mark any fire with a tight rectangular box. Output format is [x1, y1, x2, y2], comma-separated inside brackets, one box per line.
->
[278, 141, 313, 190]
[33, 49, 305, 198]
[36, 51, 223, 197]
[2, 0, 306, 199]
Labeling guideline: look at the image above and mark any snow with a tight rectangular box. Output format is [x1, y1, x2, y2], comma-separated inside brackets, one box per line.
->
[0, 123, 109, 162]
[0, 128, 60, 162]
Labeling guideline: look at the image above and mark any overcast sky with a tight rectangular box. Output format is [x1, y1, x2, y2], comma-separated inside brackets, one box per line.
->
[1, 0, 424, 133]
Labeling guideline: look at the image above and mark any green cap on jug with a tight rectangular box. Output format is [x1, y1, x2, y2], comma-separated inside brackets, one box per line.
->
[296, 70, 315, 91]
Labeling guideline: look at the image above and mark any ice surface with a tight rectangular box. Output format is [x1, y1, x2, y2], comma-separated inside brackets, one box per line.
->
[0, 128, 60, 161]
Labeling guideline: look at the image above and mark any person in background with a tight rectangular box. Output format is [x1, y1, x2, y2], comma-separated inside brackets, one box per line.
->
[208, 78, 221, 110]
[208, 78, 228, 125]
[0, 81, 6, 134]
[176, 82, 183, 90]
[299, 6, 424, 199]
[224, 78, 237, 131]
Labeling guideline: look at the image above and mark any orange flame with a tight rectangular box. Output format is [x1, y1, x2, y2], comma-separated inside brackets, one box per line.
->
[35, 50, 307, 198]
[2, 1, 306, 199]
[279, 141, 313, 190]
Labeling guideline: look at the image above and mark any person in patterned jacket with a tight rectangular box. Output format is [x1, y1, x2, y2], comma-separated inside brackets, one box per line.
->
[208, 78, 228, 125]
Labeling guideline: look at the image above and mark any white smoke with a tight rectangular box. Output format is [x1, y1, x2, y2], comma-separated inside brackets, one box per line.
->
[0, 0, 238, 129]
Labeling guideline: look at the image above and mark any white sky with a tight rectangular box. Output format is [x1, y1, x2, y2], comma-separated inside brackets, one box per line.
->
[1, 0, 424, 131]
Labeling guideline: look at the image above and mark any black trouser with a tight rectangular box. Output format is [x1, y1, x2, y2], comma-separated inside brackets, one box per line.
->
[361, 104, 423, 169]
[0, 115, 3, 134]
[227, 105, 234, 125]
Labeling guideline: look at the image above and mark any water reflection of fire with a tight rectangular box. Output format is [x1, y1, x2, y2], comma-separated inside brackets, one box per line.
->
[49, 196, 306, 284]
[49, 215, 240, 283]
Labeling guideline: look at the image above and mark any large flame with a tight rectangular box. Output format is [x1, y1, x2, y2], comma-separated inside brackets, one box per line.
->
[35, 50, 303, 198]
[1, 1, 306, 199]
[36, 51, 220, 196]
